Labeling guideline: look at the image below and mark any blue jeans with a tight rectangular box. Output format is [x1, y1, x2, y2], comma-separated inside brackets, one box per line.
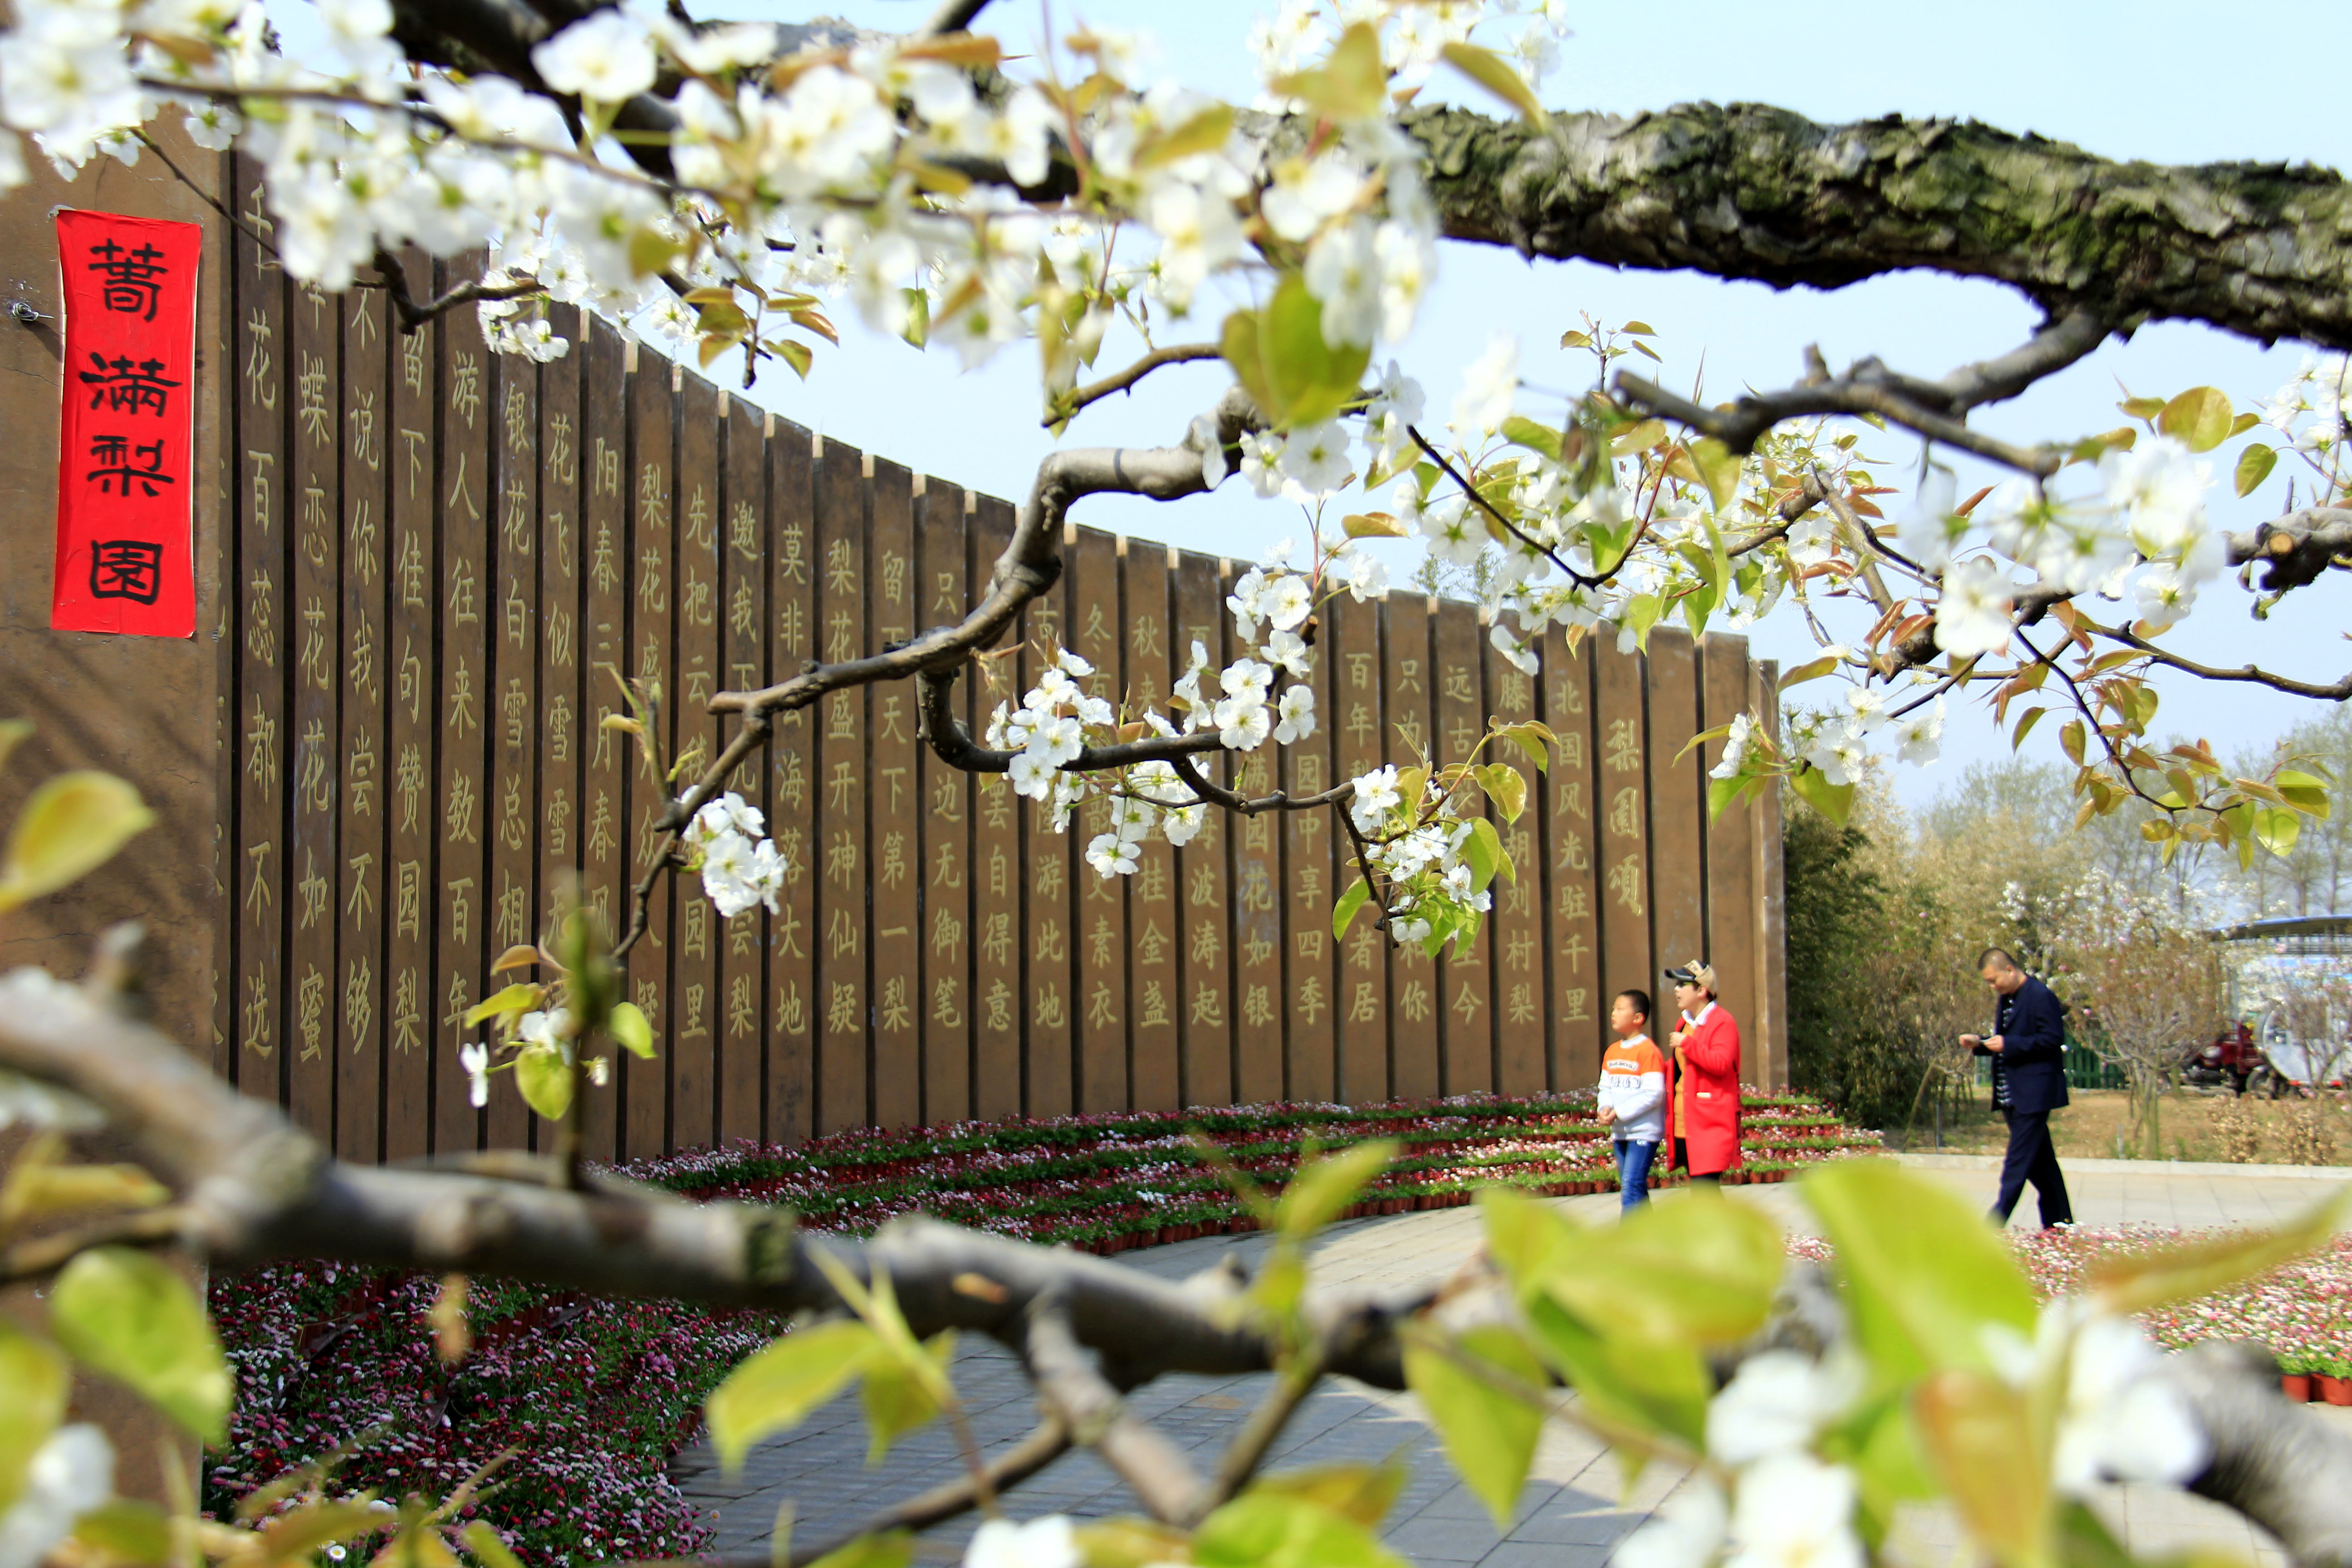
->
[1614, 1137, 1657, 1210]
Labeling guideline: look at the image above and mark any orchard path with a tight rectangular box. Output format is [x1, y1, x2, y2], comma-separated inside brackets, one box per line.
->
[674, 1156, 2351, 1567]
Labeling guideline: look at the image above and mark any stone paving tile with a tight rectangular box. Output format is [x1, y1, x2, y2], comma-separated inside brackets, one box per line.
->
[674, 1158, 2340, 1563]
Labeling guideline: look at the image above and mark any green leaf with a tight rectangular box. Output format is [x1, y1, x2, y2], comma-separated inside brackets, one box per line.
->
[461, 982, 542, 1028]
[1524, 1295, 1710, 1450]
[1788, 765, 1856, 827]
[514, 1046, 573, 1123]
[1332, 878, 1373, 941]
[0, 719, 33, 774]
[1536, 1192, 1785, 1346]
[1467, 817, 1511, 891]
[1248, 1464, 1408, 1530]
[2256, 805, 2301, 857]
[2117, 395, 2166, 422]
[2157, 386, 2235, 452]
[1705, 772, 1751, 822]
[1913, 1369, 2052, 1568]
[860, 1331, 954, 1463]
[2234, 441, 2278, 498]
[0, 1325, 68, 1515]
[1270, 21, 1386, 123]
[0, 771, 155, 912]
[1688, 438, 1744, 512]
[1193, 1490, 1411, 1568]
[1258, 274, 1372, 430]
[461, 1522, 526, 1568]
[804, 1532, 913, 1568]
[49, 1248, 231, 1442]
[1404, 1326, 1547, 1530]
[262, 1502, 396, 1565]
[1475, 763, 1527, 824]
[608, 1001, 657, 1059]
[74, 1499, 173, 1565]
[1778, 654, 1840, 688]
[2275, 768, 2331, 818]
[1341, 511, 1409, 539]
[704, 1321, 878, 1471]
[1136, 103, 1236, 169]
[1800, 1161, 2035, 1382]
[1437, 42, 1550, 126]
[1278, 1140, 1396, 1240]
[1499, 415, 1562, 462]
[2089, 1188, 2350, 1316]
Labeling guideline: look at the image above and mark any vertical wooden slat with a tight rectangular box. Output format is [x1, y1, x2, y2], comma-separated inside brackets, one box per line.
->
[1432, 601, 1491, 1095]
[622, 354, 675, 1157]
[813, 439, 868, 1131]
[1328, 587, 1388, 1105]
[485, 343, 538, 1152]
[968, 499, 1023, 1119]
[1385, 598, 1438, 1100]
[1171, 554, 1230, 1107]
[1228, 564, 1284, 1105]
[717, 395, 768, 1145]
[1122, 544, 1179, 1112]
[536, 309, 583, 1014]
[868, 460, 922, 1129]
[1072, 527, 1127, 1112]
[1700, 636, 1759, 1084]
[1021, 549, 1074, 1119]
[1592, 636, 1652, 1040]
[766, 419, 818, 1143]
[670, 374, 723, 1151]
[230, 153, 287, 1109]
[434, 265, 491, 1156]
[577, 319, 629, 1163]
[1752, 661, 1789, 1089]
[916, 483, 973, 1125]
[287, 280, 339, 1144]
[1540, 634, 1602, 1087]
[382, 251, 437, 1160]
[336, 279, 389, 1162]
[1282, 588, 1336, 1105]
[1485, 629, 1544, 1097]
[1646, 629, 1706, 990]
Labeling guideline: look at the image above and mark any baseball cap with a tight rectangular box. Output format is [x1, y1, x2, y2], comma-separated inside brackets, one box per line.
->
[1664, 958, 1717, 992]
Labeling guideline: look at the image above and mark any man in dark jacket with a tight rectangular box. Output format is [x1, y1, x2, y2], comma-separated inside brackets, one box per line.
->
[1960, 946, 2074, 1228]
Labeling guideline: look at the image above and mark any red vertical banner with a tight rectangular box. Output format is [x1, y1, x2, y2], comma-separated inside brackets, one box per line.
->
[53, 210, 201, 637]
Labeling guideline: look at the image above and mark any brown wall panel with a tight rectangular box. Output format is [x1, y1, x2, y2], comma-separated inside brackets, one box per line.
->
[1699, 636, 1760, 1083]
[537, 310, 583, 1073]
[1282, 580, 1336, 1105]
[335, 282, 388, 1162]
[1753, 662, 1789, 1089]
[1484, 629, 1544, 1097]
[868, 460, 922, 1129]
[1592, 637, 1652, 1044]
[1171, 554, 1231, 1107]
[1540, 634, 1602, 1087]
[1646, 629, 1706, 991]
[1327, 588, 1388, 1104]
[287, 279, 339, 1146]
[968, 500, 1024, 1119]
[765, 420, 817, 1143]
[812, 439, 867, 1133]
[916, 484, 973, 1125]
[1022, 552, 1074, 1118]
[716, 395, 768, 1144]
[482, 345, 537, 1153]
[619, 353, 674, 1158]
[1385, 598, 1438, 1100]
[576, 320, 629, 1163]
[433, 261, 491, 1157]
[1433, 601, 1491, 1096]
[1072, 527, 1127, 1112]
[1228, 561, 1284, 1106]
[669, 375, 723, 1151]
[1122, 544, 1179, 1112]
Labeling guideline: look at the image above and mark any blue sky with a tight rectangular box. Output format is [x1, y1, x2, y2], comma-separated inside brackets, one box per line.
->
[272, 0, 2352, 804]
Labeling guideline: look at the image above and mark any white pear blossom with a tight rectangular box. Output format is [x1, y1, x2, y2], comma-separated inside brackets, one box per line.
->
[1934, 555, 2016, 659]
[1710, 712, 1755, 780]
[1215, 693, 1271, 750]
[964, 1515, 1079, 1568]
[1260, 572, 1315, 632]
[460, 1042, 492, 1107]
[1613, 1480, 1726, 1568]
[1085, 831, 1142, 877]
[1893, 468, 1965, 573]
[531, 10, 657, 101]
[1723, 1453, 1862, 1568]
[0, 1424, 113, 1568]
[1890, 697, 1944, 767]
[1008, 748, 1058, 801]
[1238, 431, 1286, 500]
[1277, 420, 1352, 500]
[1351, 764, 1401, 830]
[1450, 333, 1519, 438]
[1163, 804, 1206, 846]
[1262, 628, 1313, 679]
[1706, 1349, 1863, 1467]
[1273, 685, 1317, 744]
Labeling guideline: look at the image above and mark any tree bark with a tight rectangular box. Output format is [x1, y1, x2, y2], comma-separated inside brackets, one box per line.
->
[1401, 102, 2352, 351]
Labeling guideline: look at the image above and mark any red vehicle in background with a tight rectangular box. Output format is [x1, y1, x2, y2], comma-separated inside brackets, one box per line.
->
[2184, 1022, 2279, 1096]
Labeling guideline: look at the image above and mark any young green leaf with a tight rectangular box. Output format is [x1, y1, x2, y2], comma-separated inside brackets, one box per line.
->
[2234, 442, 2278, 498]
[50, 1247, 232, 1442]
[2156, 386, 2236, 452]
[608, 1001, 657, 1059]
[1436, 41, 1549, 125]
[1499, 415, 1563, 462]
[704, 1321, 879, 1471]
[2089, 1188, 2349, 1316]
[0, 771, 156, 913]
[1788, 765, 1856, 827]
[1341, 511, 1409, 539]
[1278, 1139, 1397, 1240]
[1192, 1489, 1411, 1568]
[0, 1325, 68, 1515]
[461, 982, 543, 1028]
[1258, 273, 1372, 429]
[803, 1532, 914, 1568]
[1688, 438, 1744, 512]
[514, 1047, 573, 1123]
[1332, 878, 1373, 941]
[1535, 1192, 1785, 1345]
[1523, 1295, 1710, 1450]
[1403, 1327, 1548, 1530]
[859, 1331, 955, 1464]
[2275, 768, 2331, 818]
[1247, 1463, 1409, 1530]
[1475, 763, 1527, 824]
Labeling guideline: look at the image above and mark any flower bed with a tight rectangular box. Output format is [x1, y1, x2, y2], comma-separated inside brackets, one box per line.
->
[632, 1088, 1884, 1254]
[207, 1088, 1877, 1561]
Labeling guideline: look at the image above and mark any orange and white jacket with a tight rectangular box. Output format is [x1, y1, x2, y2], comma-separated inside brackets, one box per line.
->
[1598, 1034, 1666, 1142]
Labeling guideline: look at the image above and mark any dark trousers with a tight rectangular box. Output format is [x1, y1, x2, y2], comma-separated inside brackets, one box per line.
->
[1991, 1107, 2073, 1227]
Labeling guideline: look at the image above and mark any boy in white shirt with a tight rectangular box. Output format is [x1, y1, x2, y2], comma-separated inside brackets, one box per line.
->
[1596, 989, 1667, 1210]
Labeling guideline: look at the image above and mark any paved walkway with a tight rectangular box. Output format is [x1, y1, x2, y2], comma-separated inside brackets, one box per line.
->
[673, 1157, 2352, 1566]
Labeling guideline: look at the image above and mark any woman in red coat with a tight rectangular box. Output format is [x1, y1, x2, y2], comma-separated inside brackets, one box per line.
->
[1665, 959, 1741, 1186]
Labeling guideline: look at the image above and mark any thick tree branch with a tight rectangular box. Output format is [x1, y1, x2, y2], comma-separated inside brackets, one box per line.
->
[2226, 506, 2352, 594]
[1023, 1303, 1210, 1525]
[2156, 1341, 2352, 1568]
[1400, 101, 2352, 351]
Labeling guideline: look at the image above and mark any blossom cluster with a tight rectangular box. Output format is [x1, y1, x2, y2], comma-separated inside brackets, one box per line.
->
[681, 790, 787, 918]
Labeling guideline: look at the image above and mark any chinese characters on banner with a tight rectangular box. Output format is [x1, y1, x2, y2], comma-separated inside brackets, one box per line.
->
[51, 209, 201, 637]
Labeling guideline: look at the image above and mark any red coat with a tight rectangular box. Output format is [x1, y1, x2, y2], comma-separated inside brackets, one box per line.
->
[1671, 1004, 1743, 1173]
